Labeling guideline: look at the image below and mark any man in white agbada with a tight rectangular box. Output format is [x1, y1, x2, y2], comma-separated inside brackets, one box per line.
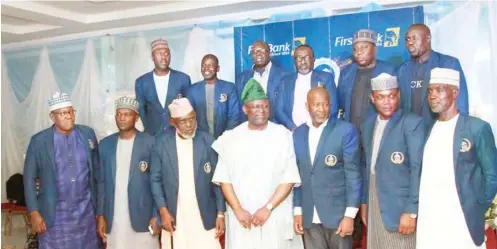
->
[150, 98, 225, 249]
[212, 78, 304, 249]
[97, 96, 160, 249]
[417, 68, 497, 249]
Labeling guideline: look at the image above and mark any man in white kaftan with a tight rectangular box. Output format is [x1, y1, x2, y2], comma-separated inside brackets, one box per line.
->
[150, 98, 225, 249]
[212, 78, 303, 249]
[97, 96, 159, 249]
[416, 68, 497, 249]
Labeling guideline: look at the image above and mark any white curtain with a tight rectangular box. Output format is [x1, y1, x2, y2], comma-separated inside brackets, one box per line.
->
[182, 27, 211, 83]
[430, 2, 497, 137]
[71, 40, 106, 139]
[1, 55, 24, 203]
[18, 47, 60, 151]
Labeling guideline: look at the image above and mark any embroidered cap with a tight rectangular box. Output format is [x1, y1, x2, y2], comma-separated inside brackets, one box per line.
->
[371, 73, 398, 91]
[115, 96, 139, 113]
[353, 29, 376, 45]
[168, 98, 194, 118]
[48, 92, 73, 112]
[241, 78, 267, 104]
[151, 39, 169, 52]
[429, 68, 460, 88]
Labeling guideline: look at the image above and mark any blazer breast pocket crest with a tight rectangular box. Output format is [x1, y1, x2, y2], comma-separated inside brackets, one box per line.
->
[391, 151, 404, 164]
[139, 161, 148, 172]
[219, 94, 227, 103]
[204, 162, 212, 174]
[325, 154, 337, 167]
[460, 138, 472, 152]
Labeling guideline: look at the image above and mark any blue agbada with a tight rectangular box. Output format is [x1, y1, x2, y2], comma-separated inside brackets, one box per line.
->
[397, 51, 469, 123]
[39, 129, 100, 249]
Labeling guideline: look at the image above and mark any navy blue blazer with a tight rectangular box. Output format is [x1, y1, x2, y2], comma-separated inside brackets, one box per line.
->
[186, 80, 240, 139]
[397, 51, 469, 122]
[23, 125, 100, 228]
[150, 129, 225, 230]
[293, 119, 362, 229]
[428, 114, 497, 245]
[97, 131, 157, 233]
[360, 109, 427, 231]
[135, 69, 191, 135]
[337, 60, 397, 122]
[276, 70, 338, 130]
[235, 63, 289, 123]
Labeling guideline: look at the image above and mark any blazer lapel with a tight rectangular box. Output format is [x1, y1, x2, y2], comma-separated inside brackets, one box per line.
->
[287, 74, 298, 114]
[128, 132, 141, 184]
[166, 134, 179, 180]
[44, 127, 56, 172]
[193, 135, 203, 184]
[107, 134, 118, 186]
[313, 119, 336, 169]
[301, 125, 312, 168]
[310, 71, 320, 88]
[420, 54, 436, 110]
[345, 65, 358, 121]
[363, 115, 376, 167]
[75, 126, 93, 175]
[452, 115, 465, 168]
[145, 71, 163, 110]
[377, 110, 403, 155]
[165, 70, 179, 108]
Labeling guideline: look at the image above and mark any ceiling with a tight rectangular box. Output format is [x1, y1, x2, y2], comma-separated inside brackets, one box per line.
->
[1, 0, 315, 46]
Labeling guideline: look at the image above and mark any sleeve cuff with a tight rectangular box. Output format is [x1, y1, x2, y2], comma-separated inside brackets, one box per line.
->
[344, 207, 359, 218]
[294, 207, 302, 216]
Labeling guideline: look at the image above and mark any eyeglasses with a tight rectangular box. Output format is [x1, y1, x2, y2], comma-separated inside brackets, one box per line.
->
[52, 110, 76, 118]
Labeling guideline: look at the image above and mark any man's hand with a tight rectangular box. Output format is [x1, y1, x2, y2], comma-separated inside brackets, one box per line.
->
[96, 216, 107, 242]
[398, 213, 416, 235]
[214, 214, 225, 239]
[233, 207, 252, 230]
[360, 204, 367, 227]
[149, 217, 160, 235]
[293, 215, 304, 234]
[251, 206, 271, 227]
[30, 211, 46, 234]
[159, 207, 176, 234]
[336, 217, 354, 237]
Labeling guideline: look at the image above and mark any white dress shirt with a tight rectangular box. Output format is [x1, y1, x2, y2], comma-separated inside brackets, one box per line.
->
[294, 119, 359, 222]
[153, 72, 170, 108]
[252, 61, 272, 94]
[292, 72, 312, 128]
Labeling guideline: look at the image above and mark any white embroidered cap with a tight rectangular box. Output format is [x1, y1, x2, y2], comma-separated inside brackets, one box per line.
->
[371, 73, 398, 91]
[429, 67, 460, 88]
[168, 98, 194, 118]
[48, 92, 73, 112]
[115, 96, 139, 113]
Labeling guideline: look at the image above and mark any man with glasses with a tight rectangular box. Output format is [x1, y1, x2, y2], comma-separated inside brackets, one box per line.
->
[23, 92, 102, 249]
[276, 44, 338, 131]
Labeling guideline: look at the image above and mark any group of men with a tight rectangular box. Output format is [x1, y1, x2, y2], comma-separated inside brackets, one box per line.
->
[22, 22, 497, 249]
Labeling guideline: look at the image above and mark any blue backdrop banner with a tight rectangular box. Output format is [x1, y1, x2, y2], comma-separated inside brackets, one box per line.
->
[234, 6, 424, 84]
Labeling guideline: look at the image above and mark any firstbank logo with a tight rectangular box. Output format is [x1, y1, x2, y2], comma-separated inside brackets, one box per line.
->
[247, 43, 291, 56]
[383, 27, 400, 47]
[334, 27, 401, 48]
[292, 37, 306, 55]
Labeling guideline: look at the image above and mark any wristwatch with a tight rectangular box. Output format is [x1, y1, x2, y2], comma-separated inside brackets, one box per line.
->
[409, 213, 418, 219]
[265, 203, 273, 211]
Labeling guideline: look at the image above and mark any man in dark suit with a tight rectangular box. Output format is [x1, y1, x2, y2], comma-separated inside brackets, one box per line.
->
[293, 87, 362, 249]
[150, 98, 225, 249]
[23, 92, 101, 249]
[359, 73, 427, 249]
[135, 39, 191, 135]
[397, 24, 469, 124]
[96, 97, 159, 249]
[187, 54, 240, 138]
[337, 29, 397, 128]
[417, 68, 497, 249]
[235, 41, 289, 123]
[276, 45, 338, 131]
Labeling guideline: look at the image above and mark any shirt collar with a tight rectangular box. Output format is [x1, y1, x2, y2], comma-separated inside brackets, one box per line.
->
[306, 118, 329, 130]
[252, 61, 272, 74]
[297, 71, 313, 80]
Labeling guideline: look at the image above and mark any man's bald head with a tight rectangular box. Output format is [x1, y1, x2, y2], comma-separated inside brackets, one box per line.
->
[405, 23, 431, 59]
[306, 87, 331, 127]
[407, 24, 431, 36]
